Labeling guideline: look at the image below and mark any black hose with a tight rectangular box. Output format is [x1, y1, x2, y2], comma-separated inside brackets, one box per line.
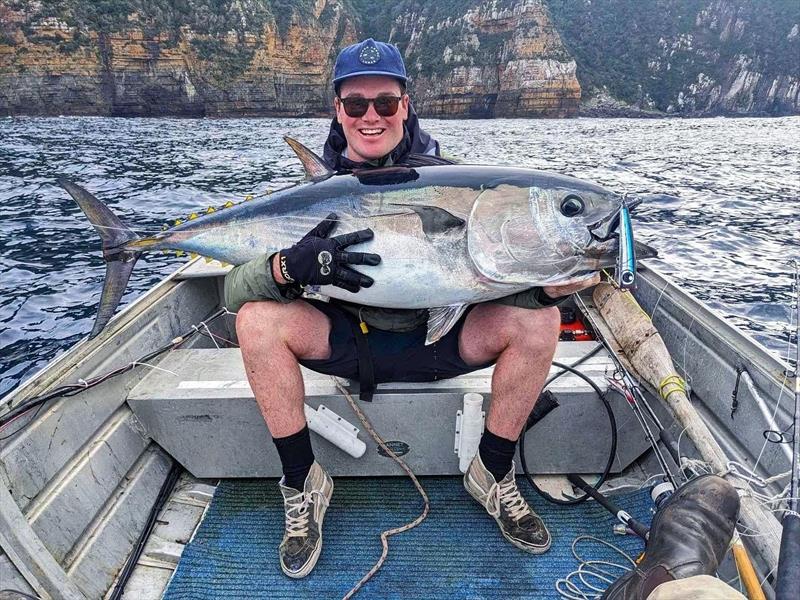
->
[520, 360, 618, 505]
[109, 461, 182, 600]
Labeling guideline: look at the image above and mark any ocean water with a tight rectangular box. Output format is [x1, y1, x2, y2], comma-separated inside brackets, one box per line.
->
[0, 116, 798, 397]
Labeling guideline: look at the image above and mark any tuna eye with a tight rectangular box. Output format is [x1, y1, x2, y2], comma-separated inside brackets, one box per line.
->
[560, 195, 585, 217]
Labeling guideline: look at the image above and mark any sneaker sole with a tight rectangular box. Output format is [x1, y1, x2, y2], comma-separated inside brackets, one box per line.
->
[281, 478, 334, 579]
[464, 480, 551, 555]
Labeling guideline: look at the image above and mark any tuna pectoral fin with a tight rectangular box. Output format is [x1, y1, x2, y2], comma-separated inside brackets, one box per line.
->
[426, 304, 469, 345]
[635, 240, 658, 260]
[59, 178, 141, 338]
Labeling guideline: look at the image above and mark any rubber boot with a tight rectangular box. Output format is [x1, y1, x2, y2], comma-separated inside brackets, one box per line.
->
[601, 474, 740, 600]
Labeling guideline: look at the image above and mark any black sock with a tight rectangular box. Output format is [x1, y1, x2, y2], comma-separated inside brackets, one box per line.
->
[273, 425, 315, 490]
[478, 428, 517, 482]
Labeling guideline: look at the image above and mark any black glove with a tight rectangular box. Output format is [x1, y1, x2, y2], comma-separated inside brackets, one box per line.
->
[277, 213, 381, 293]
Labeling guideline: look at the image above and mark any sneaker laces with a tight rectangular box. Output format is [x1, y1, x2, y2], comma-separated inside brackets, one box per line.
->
[493, 478, 533, 522]
[284, 491, 311, 538]
[284, 489, 330, 538]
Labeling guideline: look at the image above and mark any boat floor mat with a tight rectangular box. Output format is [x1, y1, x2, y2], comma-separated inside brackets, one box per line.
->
[163, 477, 652, 599]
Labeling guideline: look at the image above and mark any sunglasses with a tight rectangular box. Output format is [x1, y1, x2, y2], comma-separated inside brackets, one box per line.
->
[338, 95, 402, 118]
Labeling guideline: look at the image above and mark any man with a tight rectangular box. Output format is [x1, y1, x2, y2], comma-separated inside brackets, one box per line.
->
[224, 38, 599, 579]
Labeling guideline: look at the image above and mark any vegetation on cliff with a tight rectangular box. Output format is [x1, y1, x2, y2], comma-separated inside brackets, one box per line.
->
[547, 0, 800, 115]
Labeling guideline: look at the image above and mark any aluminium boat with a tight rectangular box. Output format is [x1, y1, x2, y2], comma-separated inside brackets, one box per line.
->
[0, 260, 793, 599]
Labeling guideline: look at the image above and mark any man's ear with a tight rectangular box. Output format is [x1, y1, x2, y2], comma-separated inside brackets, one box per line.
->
[401, 94, 410, 120]
[334, 97, 342, 124]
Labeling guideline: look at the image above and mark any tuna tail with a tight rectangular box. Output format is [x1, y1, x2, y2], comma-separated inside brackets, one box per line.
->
[59, 179, 141, 338]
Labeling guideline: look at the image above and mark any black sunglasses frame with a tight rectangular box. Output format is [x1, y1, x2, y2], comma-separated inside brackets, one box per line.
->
[337, 95, 403, 118]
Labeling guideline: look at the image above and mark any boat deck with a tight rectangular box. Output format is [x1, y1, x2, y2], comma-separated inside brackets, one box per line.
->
[161, 477, 654, 599]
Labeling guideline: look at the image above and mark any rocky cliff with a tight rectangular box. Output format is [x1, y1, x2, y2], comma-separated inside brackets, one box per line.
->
[0, 0, 797, 118]
[360, 0, 580, 118]
[0, 0, 358, 117]
[548, 0, 799, 116]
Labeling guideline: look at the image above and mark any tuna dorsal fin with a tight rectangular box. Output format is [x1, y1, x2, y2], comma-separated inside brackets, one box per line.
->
[426, 304, 469, 345]
[284, 136, 333, 180]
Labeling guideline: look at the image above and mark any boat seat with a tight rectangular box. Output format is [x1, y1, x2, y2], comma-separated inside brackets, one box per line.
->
[127, 344, 651, 477]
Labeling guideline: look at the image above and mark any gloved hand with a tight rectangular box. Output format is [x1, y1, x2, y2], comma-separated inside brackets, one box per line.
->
[277, 213, 381, 293]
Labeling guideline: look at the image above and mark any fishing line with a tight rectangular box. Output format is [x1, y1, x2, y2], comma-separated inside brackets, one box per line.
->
[554, 535, 637, 600]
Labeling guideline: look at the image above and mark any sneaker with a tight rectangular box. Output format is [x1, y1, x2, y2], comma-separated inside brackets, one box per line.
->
[464, 454, 551, 554]
[278, 461, 334, 578]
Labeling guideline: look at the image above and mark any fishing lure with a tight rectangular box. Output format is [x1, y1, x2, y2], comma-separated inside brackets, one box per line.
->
[616, 196, 636, 288]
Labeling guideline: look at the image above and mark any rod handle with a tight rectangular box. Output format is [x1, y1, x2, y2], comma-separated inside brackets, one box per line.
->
[776, 514, 800, 600]
[732, 537, 766, 600]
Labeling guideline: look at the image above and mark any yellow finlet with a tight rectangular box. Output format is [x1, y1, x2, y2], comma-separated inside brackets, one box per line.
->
[223, 201, 234, 209]
[206, 206, 216, 214]
[190, 252, 198, 260]
[204, 256, 213, 263]
[175, 250, 185, 257]
[245, 194, 253, 201]
[174, 219, 183, 226]
[188, 213, 198, 220]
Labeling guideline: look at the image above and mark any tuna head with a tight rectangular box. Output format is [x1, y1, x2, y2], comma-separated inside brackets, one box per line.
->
[467, 175, 626, 286]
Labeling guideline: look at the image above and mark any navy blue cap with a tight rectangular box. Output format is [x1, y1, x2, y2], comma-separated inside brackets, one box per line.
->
[333, 38, 407, 87]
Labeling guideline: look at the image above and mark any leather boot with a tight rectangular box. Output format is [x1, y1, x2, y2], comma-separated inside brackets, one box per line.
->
[602, 474, 740, 600]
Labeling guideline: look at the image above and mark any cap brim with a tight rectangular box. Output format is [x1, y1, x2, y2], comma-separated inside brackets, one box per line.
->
[333, 71, 408, 85]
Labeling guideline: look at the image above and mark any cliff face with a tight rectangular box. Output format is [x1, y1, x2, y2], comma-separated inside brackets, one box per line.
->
[0, 0, 358, 117]
[0, 0, 797, 118]
[0, 0, 578, 118]
[548, 0, 800, 116]
[363, 0, 580, 118]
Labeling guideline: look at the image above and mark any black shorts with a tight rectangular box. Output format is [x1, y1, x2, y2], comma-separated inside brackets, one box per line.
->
[298, 300, 495, 384]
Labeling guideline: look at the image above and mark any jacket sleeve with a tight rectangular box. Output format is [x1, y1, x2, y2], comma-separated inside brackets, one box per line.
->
[223, 254, 296, 312]
[488, 287, 567, 310]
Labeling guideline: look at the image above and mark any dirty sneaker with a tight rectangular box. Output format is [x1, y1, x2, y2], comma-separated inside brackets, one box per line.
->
[278, 461, 334, 578]
[464, 453, 551, 554]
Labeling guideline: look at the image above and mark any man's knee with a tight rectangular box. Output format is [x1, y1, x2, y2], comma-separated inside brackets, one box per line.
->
[496, 306, 560, 355]
[236, 301, 332, 360]
[236, 301, 284, 342]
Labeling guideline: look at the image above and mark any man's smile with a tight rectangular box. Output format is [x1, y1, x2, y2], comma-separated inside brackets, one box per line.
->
[358, 128, 386, 137]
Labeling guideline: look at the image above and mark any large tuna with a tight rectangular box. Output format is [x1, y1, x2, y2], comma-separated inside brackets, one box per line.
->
[60, 138, 653, 343]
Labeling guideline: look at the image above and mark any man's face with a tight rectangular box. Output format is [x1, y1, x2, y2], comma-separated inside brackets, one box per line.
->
[335, 75, 409, 163]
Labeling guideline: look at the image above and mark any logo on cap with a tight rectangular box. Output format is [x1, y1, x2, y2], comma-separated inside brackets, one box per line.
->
[359, 44, 381, 65]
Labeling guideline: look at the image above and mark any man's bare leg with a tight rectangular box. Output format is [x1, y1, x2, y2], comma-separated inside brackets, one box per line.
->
[236, 300, 336, 579]
[459, 304, 561, 440]
[459, 303, 561, 553]
[236, 300, 332, 438]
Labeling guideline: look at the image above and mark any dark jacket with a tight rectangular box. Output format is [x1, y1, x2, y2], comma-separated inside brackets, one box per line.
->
[223, 111, 562, 330]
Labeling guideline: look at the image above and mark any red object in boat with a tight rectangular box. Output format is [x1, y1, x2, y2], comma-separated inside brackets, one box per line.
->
[559, 307, 594, 341]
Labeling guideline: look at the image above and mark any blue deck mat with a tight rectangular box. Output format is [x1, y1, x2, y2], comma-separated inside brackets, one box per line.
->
[164, 477, 651, 599]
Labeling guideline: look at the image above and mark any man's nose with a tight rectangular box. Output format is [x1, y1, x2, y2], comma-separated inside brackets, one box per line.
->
[361, 102, 381, 122]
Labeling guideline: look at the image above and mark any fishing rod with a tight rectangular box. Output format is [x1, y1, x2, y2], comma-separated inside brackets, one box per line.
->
[775, 264, 800, 600]
[576, 291, 682, 490]
[567, 474, 650, 541]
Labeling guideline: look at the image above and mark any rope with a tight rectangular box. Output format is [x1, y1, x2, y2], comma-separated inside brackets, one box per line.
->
[333, 380, 430, 600]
